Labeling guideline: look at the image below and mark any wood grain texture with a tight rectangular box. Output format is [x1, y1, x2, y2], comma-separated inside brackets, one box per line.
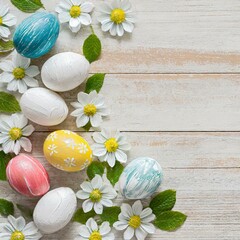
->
[1, 0, 240, 239]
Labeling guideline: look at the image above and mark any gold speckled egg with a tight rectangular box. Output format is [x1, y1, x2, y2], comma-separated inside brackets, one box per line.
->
[43, 130, 92, 172]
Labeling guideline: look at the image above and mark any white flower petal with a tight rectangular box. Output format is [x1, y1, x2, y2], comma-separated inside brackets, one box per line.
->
[122, 21, 134, 33]
[115, 149, 127, 163]
[101, 20, 114, 32]
[69, 18, 81, 32]
[80, 181, 93, 193]
[79, 13, 92, 25]
[76, 190, 90, 199]
[109, 24, 117, 36]
[17, 80, 28, 93]
[22, 125, 34, 137]
[126, 13, 136, 23]
[97, 107, 109, 117]
[23, 76, 39, 88]
[132, 200, 143, 216]
[120, 0, 132, 12]
[23, 222, 39, 235]
[135, 228, 147, 240]
[16, 216, 26, 231]
[0, 134, 10, 144]
[0, 26, 10, 38]
[99, 221, 111, 235]
[0, 72, 14, 83]
[76, 114, 89, 128]
[113, 221, 128, 231]
[71, 108, 84, 117]
[94, 202, 103, 214]
[13, 53, 30, 69]
[2, 13, 17, 27]
[25, 65, 40, 77]
[98, 13, 110, 23]
[140, 208, 153, 219]
[101, 186, 117, 199]
[0, 5, 9, 17]
[71, 0, 82, 5]
[124, 226, 134, 240]
[92, 145, 107, 157]
[77, 92, 89, 105]
[100, 198, 113, 207]
[81, 2, 94, 13]
[59, 11, 71, 23]
[79, 225, 91, 238]
[12, 113, 28, 128]
[107, 152, 116, 167]
[88, 218, 98, 231]
[102, 232, 114, 240]
[2, 140, 14, 154]
[90, 114, 102, 128]
[98, 3, 113, 14]
[141, 213, 155, 223]
[0, 60, 14, 71]
[92, 132, 107, 143]
[140, 223, 155, 234]
[116, 24, 124, 37]
[19, 137, 32, 152]
[82, 199, 94, 212]
[71, 102, 83, 109]
[13, 141, 21, 155]
[7, 80, 18, 92]
[121, 203, 133, 218]
[91, 174, 103, 189]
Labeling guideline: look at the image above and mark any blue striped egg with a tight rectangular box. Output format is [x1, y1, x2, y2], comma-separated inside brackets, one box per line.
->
[119, 157, 163, 199]
[13, 12, 60, 59]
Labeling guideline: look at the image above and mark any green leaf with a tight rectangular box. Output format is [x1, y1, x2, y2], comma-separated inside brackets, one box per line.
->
[154, 211, 187, 231]
[83, 121, 92, 131]
[106, 161, 124, 186]
[85, 73, 105, 94]
[72, 208, 96, 224]
[100, 206, 121, 226]
[150, 190, 176, 215]
[0, 40, 14, 53]
[11, 0, 44, 13]
[83, 34, 102, 63]
[16, 204, 33, 220]
[0, 199, 14, 217]
[0, 92, 21, 113]
[0, 151, 12, 181]
[87, 161, 105, 180]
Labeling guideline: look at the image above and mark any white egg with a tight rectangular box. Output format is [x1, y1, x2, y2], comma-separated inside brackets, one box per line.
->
[33, 187, 77, 234]
[41, 52, 90, 92]
[20, 87, 68, 126]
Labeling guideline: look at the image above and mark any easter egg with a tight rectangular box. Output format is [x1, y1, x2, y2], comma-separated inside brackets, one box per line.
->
[33, 187, 77, 234]
[20, 87, 68, 126]
[13, 12, 60, 58]
[43, 130, 92, 172]
[41, 52, 90, 92]
[6, 154, 50, 197]
[119, 157, 163, 199]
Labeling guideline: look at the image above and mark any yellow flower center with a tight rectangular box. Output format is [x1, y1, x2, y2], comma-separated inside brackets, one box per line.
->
[70, 6, 81, 18]
[89, 231, 102, 240]
[9, 127, 22, 141]
[11, 231, 25, 240]
[89, 189, 102, 202]
[105, 138, 118, 152]
[128, 215, 141, 229]
[0, 17, 3, 25]
[13, 67, 25, 79]
[84, 104, 97, 116]
[110, 8, 126, 24]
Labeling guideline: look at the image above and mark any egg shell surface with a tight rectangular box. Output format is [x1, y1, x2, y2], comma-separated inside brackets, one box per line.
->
[13, 12, 60, 58]
[6, 154, 50, 197]
[43, 130, 92, 172]
[119, 157, 163, 199]
[20, 87, 68, 126]
[33, 187, 77, 234]
[41, 52, 90, 92]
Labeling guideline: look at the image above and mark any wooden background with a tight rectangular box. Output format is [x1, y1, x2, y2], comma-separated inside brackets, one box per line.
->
[1, 0, 240, 239]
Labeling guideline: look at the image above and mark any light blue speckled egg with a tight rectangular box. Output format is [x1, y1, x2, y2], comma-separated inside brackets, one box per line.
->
[13, 12, 60, 59]
[119, 157, 163, 199]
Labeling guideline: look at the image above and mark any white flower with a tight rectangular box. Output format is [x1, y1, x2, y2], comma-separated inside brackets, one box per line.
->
[0, 51, 40, 93]
[113, 200, 156, 240]
[97, 0, 136, 37]
[0, 215, 42, 240]
[55, 0, 94, 33]
[92, 129, 131, 167]
[71, 91, 109, 129]
[0, 113, 34, 155]
[76, 174, 117, 214]
[0, 5, 17, 40]
[76, 218, 115, 240]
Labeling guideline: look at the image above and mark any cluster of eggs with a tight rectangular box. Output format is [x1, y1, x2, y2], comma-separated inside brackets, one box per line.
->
[5, 11, 164, 235]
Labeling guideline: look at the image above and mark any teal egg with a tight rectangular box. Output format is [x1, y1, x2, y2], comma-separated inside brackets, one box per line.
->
[13, 12, 60, 59]
[119, 157, 163, 199]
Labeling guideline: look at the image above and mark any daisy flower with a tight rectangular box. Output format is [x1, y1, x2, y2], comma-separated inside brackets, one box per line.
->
[55, 0, 94, 33]
[0, 215, 42, 240]
[0, 51, 40, 93]
[0, 5, 17, 40]
[113, 200, 156, 240]
[76, 174, 117, 214]
[76, 218, 115, 240]
[0, 113, 35, 155]
[92, 129, 131, 167]
[71, 91, 109, 129]
[97, 0, 136, 37]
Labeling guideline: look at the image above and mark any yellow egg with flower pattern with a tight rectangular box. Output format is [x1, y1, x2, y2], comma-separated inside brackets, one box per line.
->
[43, 130, 92, 172]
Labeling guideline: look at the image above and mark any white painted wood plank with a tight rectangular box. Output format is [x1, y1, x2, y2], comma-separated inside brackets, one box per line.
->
[25, 74, 240, 131]
[2, 0, 240, 73]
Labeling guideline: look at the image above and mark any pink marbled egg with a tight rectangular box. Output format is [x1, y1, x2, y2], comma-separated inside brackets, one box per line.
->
[6, 154, 50, 197]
